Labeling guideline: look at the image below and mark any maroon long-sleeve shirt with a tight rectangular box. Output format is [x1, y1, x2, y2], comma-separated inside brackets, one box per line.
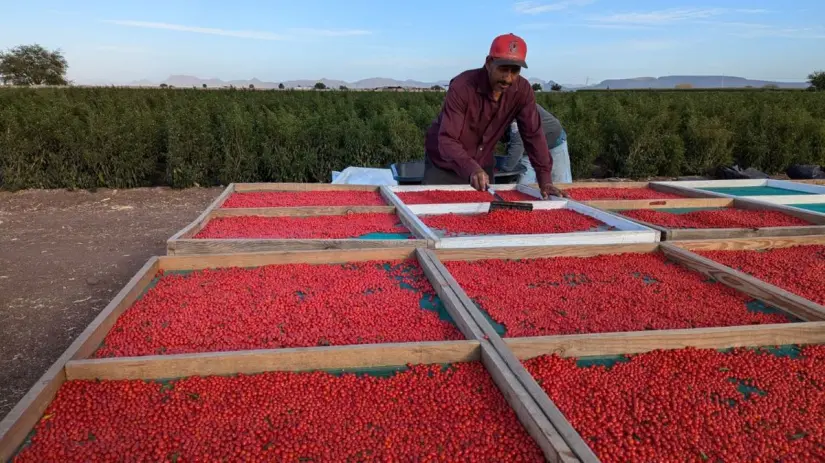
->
[424, 67, 553, 185]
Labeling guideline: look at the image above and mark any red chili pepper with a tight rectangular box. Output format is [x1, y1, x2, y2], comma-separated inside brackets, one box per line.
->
[15, 362, 545, 461]
[222, 191, 387, 208]
[194, 213, 411, 239]
[94, 259, 462, 357]
[525, 345, 825, 462]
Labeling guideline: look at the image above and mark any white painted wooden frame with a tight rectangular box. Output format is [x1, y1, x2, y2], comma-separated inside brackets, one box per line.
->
[652, 179, 825, 199]
[383, 183, 545, 209]
[407, 198, 660, 249]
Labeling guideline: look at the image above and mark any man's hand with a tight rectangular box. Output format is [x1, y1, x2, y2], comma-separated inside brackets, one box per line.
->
[469, 169, 490, 192]
[540, 183, 569, 199]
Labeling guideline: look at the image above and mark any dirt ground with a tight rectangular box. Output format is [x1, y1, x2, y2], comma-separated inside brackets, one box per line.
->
[0, 187, 222, 422]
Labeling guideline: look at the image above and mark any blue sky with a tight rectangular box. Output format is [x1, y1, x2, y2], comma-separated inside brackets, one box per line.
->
[1, 1, 823, 84]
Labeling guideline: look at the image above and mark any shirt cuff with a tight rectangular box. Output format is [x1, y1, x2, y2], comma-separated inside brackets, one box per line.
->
[457, 160, 484, 181]
[536, 169, 552, 187]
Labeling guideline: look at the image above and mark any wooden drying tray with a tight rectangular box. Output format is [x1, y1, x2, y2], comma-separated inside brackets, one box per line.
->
[167, 203, 436, 255]
[415, 241, 825, 462]
[1, 337, 581, 463]
[1, 247, 521, 461]
[588, 197, 825, 240]
[663, 235, 825, 320]
[651, 178, 825, 201]
[399, 193, 660, 250]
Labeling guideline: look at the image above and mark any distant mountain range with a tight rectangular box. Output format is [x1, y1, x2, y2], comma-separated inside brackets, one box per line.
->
[119, 74, 807, 90]
[584, 75, 808, 90]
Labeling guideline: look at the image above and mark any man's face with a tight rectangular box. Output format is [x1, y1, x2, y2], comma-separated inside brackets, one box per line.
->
[486, 59, 521, 93]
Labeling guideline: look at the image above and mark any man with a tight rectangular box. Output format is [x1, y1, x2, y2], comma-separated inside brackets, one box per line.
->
[500, 104, 572, 185]
[422, 33, 568, 199]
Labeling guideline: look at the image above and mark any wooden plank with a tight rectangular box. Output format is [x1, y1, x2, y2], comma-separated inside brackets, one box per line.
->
[649, 182, 728, 199]
[666, 225, 825, 241]
[415, 248, 485, 340]
[65, 341, 480, 380]
[211, 205, 395, 217]
[390, 184, 522, 192]
[382, 185, 439, 246]
[586, 198, 732, 210]
[556, 181, 651, 189]
[73, 258, 160, 359]
[654, 179, 767, 189]
[167, 184, 235, 243]
[159, 248, 417, 271]
[233, 183, 378, 192]
[168, 237, 427, 256]
[0, 259, 159, 459]
[733, 197, 825, 224]
[433, 242, 660, 262]
[506, 322, 825, 359]
[669, 235, 825, 252]
[420, 249, 600, 462]
[660, 243, 825, 321]
[0, 361, 65, 461]
[480, 343, 580, 463]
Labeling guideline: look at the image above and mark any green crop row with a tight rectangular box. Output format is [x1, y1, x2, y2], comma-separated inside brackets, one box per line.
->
[1, 87, 824, 190]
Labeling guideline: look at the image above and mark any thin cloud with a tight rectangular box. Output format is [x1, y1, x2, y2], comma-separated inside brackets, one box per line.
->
[103, 20, 371, 40]
[514, 0, 595, 15]
[287, 28, 372, 37]
[95, 45, 148, 53]
[700, 21, 825, 39]
[588, 8, 768, 25]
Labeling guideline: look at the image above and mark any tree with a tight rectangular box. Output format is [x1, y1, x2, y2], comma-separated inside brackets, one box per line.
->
[531, 82, 543, 92]
[249, 84, 255, 89]
[202, 83, 207, 88]
[159, 83, 168, 88]
[430, 85, 443, 91]
[0, 44, 69, 86]
[550, 83, 562, 91]
[314, 82, 327, 90]
[808, 71, 825, 91]
[339, 85, 348, 90]
[278, 83, 285, 89]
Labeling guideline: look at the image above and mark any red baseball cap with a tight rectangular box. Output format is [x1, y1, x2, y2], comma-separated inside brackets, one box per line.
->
[489, 33, 528, 68]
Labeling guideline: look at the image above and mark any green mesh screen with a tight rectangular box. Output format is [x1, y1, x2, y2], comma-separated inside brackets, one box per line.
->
[357, 232, 414, 240]
[576, 344, 803, 370]
[793, 203, 825, 213]
[700, 186, 815, 196]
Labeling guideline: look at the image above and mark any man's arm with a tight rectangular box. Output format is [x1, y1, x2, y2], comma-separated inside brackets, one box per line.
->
[500, 122, 525, 172]
[437, 84, 482, 180]
[515, 92, 553, 186]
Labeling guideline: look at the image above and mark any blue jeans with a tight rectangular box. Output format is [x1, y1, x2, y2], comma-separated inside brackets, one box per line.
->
[518, 140, 573, 185]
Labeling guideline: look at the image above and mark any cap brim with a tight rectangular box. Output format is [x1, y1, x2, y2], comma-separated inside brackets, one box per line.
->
[492, 58, 527, 69]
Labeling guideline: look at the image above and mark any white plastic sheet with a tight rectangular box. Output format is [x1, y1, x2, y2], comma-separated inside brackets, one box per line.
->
[330, 167, 398, 185]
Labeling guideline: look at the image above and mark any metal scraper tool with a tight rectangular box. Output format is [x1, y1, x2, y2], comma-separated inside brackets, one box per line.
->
[487, 187, 534, 212]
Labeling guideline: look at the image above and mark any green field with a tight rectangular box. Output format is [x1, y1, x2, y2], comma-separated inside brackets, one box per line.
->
[1, 88, 824, 190]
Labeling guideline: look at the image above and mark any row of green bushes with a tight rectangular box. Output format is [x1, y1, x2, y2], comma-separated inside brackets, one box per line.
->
[1, 88, 824, 190]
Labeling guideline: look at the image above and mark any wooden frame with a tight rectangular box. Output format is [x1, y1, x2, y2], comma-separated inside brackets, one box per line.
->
[501, 324, 825, 461]
[589, 196, 825, 240]
[167, 203, 435, 255]
[418, 243, 825, 461]
[1, 341, 579, 463]
[549, 181, 718, 206]
[0, 246, 584, 461]
[401, 196, 659, 249]
[729, 194, 825, 215]
[663, 235, 825, 320]
[652, 178, 825, 200]
[190, 182, 393, 217]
